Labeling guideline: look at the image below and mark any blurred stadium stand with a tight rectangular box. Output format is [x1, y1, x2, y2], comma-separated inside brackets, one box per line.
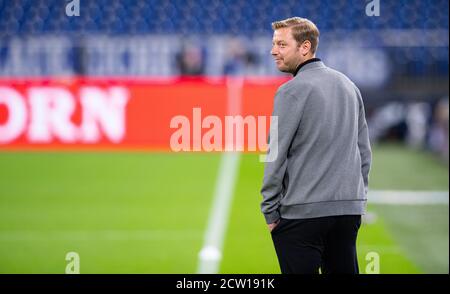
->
[0, 0, 448, 34]
[0, 0, 448, 77]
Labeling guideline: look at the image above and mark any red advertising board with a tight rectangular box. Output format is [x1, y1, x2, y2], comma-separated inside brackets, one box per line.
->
[0, 77, 286, 151]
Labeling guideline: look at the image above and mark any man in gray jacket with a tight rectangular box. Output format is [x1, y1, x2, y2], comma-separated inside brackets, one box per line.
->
[261, 17, 372, 274]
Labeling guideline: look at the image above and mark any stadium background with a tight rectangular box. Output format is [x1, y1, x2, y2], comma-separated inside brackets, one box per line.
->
[0, 0, 448, 273]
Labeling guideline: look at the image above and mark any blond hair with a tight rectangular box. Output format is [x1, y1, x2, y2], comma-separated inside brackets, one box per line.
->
[271, 17, 320, 54]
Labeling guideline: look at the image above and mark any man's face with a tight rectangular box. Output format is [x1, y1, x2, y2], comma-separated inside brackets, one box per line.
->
[271, 27, 303, 74]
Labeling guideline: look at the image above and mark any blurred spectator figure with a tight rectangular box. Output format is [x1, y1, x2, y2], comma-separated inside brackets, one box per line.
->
[176, 41, 205, 76]
[368, 98, 449, 164]
[428, 97, 449, 162]
[223, 38, 258, 76]
[406, 103, 430, 149]
[368, 102, 408, 143]
[73, 43, 87, 76]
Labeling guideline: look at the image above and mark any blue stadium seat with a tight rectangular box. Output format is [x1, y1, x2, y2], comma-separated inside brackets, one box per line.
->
[0, 0, 447, 76]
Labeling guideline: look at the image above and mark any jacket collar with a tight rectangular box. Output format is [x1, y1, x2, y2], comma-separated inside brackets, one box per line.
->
[293, 58, 323, 76]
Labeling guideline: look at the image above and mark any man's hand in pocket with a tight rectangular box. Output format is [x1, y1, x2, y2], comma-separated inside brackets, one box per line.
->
[268, 219, 281, 232]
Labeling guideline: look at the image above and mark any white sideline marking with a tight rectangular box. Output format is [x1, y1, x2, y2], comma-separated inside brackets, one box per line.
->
[197, 77, 243, 274]
[196, 152, 241, 274]
[0, 229, 203, 241]
[369, 190, 449, 205]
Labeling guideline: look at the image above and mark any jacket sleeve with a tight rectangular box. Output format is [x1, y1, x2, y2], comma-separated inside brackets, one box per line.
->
[260, 87, 306, 224]
[355, 87, 372, 195]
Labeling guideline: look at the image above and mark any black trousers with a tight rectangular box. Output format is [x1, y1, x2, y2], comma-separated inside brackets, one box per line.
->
[271, 215, 362, 274]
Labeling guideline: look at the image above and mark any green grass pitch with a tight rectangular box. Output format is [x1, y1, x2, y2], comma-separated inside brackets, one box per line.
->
[0, 144, 448, 273]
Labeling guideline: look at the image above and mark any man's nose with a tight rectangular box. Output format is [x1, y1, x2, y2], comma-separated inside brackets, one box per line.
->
[271, 47, 277, 56]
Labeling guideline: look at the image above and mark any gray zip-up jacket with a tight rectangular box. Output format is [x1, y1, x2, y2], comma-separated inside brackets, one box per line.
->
[260, 60, 372, 224]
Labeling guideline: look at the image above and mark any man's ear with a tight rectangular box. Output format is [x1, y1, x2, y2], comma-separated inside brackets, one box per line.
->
[301, 40, 311, 56]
